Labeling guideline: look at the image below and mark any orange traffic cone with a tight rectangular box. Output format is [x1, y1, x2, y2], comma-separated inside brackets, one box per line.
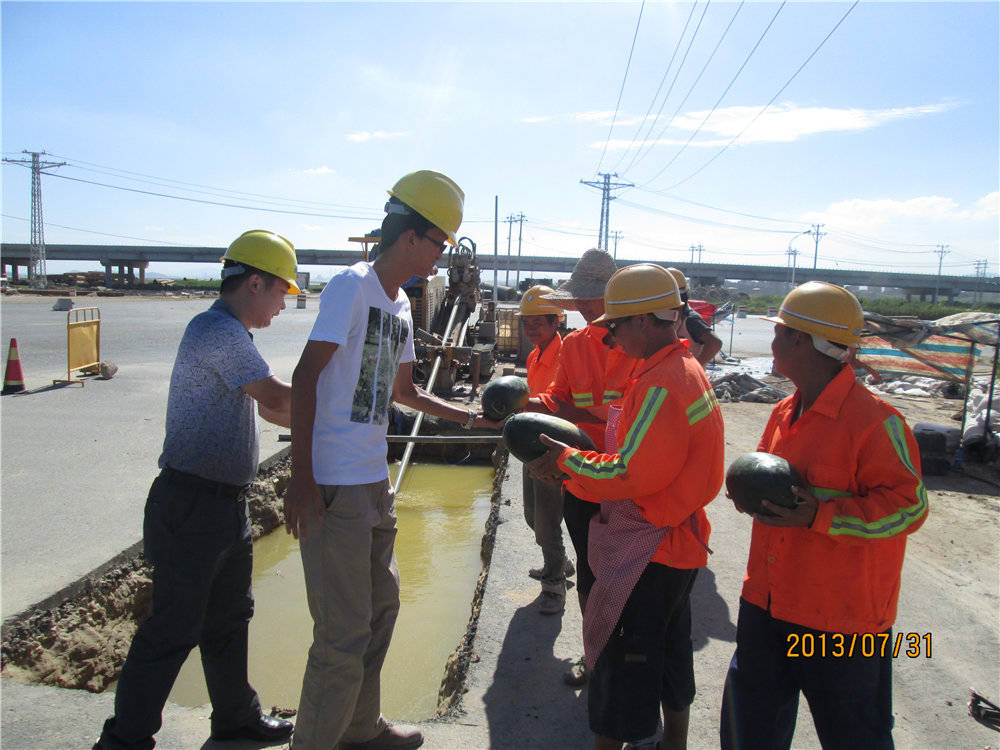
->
[2, 338, 25, 394]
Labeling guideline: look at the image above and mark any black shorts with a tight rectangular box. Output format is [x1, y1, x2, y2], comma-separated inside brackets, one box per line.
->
[589, 563, 698, 742]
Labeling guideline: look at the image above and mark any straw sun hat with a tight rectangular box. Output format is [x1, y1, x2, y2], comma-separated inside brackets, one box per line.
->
[540, 249, 618, 310]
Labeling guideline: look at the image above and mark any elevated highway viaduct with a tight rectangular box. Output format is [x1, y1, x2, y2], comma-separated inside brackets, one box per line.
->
[3, 243, 998, 302]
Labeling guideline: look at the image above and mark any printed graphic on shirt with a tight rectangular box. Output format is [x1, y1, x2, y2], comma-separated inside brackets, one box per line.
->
[351, 307, 410, 424]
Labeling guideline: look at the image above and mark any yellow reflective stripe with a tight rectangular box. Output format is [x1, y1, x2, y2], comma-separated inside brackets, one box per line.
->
[572, 392, 595, 407]
[602, 390, 623, 404]
[686, 388, 720, 426]
[565, 387, 667, 479]
[828, 415, 929, 538]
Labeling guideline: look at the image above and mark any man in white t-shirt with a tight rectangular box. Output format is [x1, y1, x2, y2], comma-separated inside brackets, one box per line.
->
[285, 171, 495, 750]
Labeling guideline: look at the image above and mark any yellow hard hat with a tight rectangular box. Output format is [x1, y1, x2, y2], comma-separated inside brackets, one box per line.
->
[763, 281, 865, 347]
[518, 285, 564, 316]
[593, 264, 682, 325]
[387, 170, 465, 245]
[221, 230, 300, 294]
[666, 267, 688, 295]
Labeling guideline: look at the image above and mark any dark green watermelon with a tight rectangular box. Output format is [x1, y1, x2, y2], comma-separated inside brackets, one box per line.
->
[481, 375, 530, 421]
[502, 413, 597, 463]
[725, 452, 804, 516]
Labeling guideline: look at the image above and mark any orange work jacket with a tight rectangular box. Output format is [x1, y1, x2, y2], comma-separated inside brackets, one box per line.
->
[537, 324, 638, 449]
[742, 365, 928, 634]
[556, 341, 724, 568]
[536, 325, 639, 502]
[526, 333, 562, 397]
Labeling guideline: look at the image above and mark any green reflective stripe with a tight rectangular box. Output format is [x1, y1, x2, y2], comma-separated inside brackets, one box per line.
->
[686, 388, 720, 426]
[602, 390, 623, 404]
[565, 387, 668, 479]
[811, 486, 852, 501]
[828, 415, 929, 538]
[572, 393, 595, 407]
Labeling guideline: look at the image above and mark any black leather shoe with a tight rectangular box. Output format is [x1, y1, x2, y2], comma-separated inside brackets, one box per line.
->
[211, 713, 294, 742]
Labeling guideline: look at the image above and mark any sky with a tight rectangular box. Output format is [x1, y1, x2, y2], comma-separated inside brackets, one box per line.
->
[2, 1, 998, 282]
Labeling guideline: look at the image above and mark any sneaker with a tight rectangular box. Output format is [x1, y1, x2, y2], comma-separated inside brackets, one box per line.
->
[339, 723, 423, 750]
[563, 657, 588, 686]
[538, 581, 565, 615]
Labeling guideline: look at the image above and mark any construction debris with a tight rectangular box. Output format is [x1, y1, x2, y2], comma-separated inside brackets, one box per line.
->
[710, 372, 788, 404]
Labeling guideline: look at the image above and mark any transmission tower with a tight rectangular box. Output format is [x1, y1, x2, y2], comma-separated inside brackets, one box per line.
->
[580, 172, 633, 252]
[974, 259, 988, 303]
[2, 150, 66, 288]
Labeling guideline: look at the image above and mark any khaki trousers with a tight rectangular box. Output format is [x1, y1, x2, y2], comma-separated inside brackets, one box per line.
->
[292, 479, 399, 750]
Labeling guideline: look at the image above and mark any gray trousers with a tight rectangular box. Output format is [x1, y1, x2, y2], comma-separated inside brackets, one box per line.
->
[292, 479, 398, 750]
[521, 464, 568, 582]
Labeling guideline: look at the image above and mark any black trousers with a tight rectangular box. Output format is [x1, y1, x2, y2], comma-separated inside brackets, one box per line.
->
[562, 488, 600, 598]
[98, 471, 261, 749]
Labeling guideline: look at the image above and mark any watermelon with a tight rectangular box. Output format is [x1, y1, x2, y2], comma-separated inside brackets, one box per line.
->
[481, 375, 530, 421]
[725, 452, 805, 516]
[502, 413, 597, 463]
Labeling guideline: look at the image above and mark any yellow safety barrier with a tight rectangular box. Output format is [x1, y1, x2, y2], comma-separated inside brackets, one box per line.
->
[54, 307, 101, 386]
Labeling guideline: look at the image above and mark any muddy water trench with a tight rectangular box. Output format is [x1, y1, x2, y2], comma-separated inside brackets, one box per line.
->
[168, 462, 495, 718]
[1, 447, 507, 720]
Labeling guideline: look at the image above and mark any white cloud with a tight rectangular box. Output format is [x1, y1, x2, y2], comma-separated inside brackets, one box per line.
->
[346, 130, 409, 143]
[303, 166, 334, 175]
[974, 191, 999, 218]
[674, 102, 956, 144]
[592, 101, 957, 149]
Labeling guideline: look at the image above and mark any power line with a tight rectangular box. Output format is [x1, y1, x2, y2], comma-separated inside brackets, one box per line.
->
[608, 1, 700, 175]
[1, 214, 180, 245]
[43, 172, 384, 220]
[658, 0, 859, 191]
[617, 197, 801, 234]
[623, 1, 745, 177]
[595, 1, 647, 174]
[580, 172, 634, 250]
[638, 1, 786, 187]
[43, 152, 374, 211]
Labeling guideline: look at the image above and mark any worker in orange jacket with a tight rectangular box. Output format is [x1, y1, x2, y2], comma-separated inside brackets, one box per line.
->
[720, 281, 928, 750]
[525, 249, 639, 685]
[517, 285, 572, 615]
[531, 264, 724, 750]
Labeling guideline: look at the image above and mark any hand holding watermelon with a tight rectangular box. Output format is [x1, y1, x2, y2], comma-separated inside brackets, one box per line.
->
[526, 433, 571, 484]
[725, 452, 818, 526]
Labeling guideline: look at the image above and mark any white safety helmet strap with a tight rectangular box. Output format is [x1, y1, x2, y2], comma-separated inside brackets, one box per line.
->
[810, 334, 851, 362]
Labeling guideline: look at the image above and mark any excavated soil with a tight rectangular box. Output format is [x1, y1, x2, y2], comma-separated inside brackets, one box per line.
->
[0, 457, 290, 693]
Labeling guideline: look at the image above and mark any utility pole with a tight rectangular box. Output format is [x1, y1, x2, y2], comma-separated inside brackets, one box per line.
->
[933, 244, 949, 304]
[610, 230, 623, 259]
[2, 150, 66, 288]
[974, 259, 988, 304]
[696, 244, 704, 263]
[787, 245, 800, 286]
[810, 223, 826, 269]
[515, 213, 525, 290]
[580, 172, 633, 251]
[505, 214, 515, 286]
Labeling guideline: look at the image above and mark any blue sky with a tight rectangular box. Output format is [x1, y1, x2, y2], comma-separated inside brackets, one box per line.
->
[2, 1, 997, 281]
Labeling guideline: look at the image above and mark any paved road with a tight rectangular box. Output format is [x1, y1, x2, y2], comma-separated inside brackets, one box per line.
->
[0, 293, 317, 619]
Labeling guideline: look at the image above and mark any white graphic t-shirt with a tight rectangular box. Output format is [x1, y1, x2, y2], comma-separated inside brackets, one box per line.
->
[309, 262, 416, 485]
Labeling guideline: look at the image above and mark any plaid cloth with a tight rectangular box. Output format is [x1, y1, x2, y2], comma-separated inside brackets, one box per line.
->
[583, 498, 669, 672]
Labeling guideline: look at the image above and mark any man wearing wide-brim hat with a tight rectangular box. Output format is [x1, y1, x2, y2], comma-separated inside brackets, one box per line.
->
[519, 248, 641, 686]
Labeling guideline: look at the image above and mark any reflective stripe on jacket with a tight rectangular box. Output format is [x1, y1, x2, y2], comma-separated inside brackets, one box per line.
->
[526, 333, 562, 397]
[742, 365, 928, 634]
[537, 325, 639, 501]
[556, 340, 724, 568]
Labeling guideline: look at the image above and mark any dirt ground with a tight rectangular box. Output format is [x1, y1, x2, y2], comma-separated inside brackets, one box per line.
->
[2, 380, 998, 745]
